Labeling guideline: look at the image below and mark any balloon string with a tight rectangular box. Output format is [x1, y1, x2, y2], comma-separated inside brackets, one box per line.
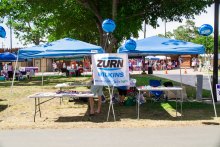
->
[104, 33, 109, 52]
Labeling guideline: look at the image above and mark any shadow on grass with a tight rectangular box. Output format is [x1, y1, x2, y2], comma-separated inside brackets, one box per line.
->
[55, 102, 119, 123]
[0, 75, 91, 87]
[0, 104, 7, 112]
[55, 100, 220, 123]
[118, 101, 219, 121]
[202, 122, 220, 125]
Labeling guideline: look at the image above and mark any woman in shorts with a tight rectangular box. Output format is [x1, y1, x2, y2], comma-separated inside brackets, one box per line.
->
[89, 78, 103, 116]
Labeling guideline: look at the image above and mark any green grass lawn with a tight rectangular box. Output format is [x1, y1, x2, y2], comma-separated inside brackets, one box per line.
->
[0, 74, 212, 99]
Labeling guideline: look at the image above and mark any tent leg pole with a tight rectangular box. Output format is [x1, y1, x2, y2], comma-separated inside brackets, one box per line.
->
[42, 70, 44, 86]
[10, 51, 19, 104]
[179, 56, 183, 118]
[205, 56, 217, 118]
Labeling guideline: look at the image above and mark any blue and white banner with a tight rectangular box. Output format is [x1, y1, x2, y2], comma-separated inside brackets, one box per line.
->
[92, 53, 129, 86]
[216, 84, 220, 101]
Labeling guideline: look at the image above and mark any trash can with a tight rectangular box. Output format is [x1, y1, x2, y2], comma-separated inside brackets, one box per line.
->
[196, 74, 203, 101]
[148, 67, 153, 74]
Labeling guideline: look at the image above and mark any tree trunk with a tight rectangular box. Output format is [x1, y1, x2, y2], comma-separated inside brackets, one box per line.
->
[78, 0, 119, 53]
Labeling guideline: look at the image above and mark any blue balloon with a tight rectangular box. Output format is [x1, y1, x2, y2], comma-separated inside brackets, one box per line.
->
[0, 26, 6, 38]
[125, 39, 136, 50]
[102, 19, 116, 33]
[198, 24, 213, 36]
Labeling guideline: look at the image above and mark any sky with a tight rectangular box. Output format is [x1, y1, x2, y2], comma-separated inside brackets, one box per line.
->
[138, 4, 215, 39]
[0, 4, 216, 49]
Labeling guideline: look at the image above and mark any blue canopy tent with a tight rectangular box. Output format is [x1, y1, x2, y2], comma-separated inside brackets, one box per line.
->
[117, 36, 212, 119]
[117, 36, 205, 55]
[12, 37, 104, 86]
[0, 52, 17, 61]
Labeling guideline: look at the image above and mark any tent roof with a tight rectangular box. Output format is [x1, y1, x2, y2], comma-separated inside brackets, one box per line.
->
[43, 38, 104, 53]
[117, 36, 205, 55]
[0, 52, 17, 61]
[18, 38, 104, 58]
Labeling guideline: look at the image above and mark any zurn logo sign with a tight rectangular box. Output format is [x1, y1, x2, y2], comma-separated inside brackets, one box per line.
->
[97, 57, 123, 70]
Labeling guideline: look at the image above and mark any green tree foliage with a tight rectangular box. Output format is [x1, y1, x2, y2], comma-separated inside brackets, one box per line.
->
[0, 0, 213, 52]
[172, 20, 199, 42]
[0, 0, 50, 45]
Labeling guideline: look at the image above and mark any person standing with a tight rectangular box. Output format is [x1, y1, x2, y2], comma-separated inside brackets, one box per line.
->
[192, 57, 196, 71]
[7, 63, 13, 80]
[89, 76, 103, 116]
[52, 62, 57, 72]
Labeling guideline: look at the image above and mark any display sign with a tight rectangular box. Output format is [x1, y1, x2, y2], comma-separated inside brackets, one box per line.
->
[216, 84, 220, 101]
[92, 53, 129, 86]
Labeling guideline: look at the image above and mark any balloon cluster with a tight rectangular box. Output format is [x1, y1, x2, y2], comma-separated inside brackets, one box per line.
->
[198, 24, 213, 36]
[125, 39, 136, 50]
[0, 26, 6, 38]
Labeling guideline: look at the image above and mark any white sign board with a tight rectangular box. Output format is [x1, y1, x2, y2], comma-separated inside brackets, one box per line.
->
[92, 53, 130, 86]
[216, 84, 220, 101]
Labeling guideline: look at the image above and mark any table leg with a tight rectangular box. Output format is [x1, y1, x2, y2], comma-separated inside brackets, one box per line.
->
[138, 90, 140, 119]
[180, 90, 183, 118]
[176, 96, 177, 117]
[34, 98, 37, 122]
[37, 98, 41, 117]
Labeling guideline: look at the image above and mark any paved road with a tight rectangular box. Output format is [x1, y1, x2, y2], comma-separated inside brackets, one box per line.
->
[0, 126, 219, 147]
[131, 68, 218, 90]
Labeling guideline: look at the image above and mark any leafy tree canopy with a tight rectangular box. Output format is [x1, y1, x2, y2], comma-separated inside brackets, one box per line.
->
[0, 0, 213, 52]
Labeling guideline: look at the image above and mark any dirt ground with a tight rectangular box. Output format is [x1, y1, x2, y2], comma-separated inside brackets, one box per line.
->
[0, 88, 219, 130]
[0, 76, 220, 130]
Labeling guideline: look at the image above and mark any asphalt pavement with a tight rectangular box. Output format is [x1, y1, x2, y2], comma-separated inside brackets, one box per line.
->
[0, 126, 219, 147]
[130, 68, 218, 90]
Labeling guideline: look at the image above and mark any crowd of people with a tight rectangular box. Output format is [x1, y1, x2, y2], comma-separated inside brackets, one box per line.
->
[0, 63, 14, 80]
[0, 63, 37, 81]
[128, 59, 180, 72]
[52, 61, 84, 77]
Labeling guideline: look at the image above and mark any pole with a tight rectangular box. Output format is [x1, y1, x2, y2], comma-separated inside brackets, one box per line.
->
[213, 0, 219, 102]
[205, 55, 218, 117]
[178, 56, 183, 117]
[104, 33, 109, 52]
[10, 51, 19, 93]
[10, 16, 12, 51]
[165, 19, 167, 37]
[144, 20, 146, 38]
